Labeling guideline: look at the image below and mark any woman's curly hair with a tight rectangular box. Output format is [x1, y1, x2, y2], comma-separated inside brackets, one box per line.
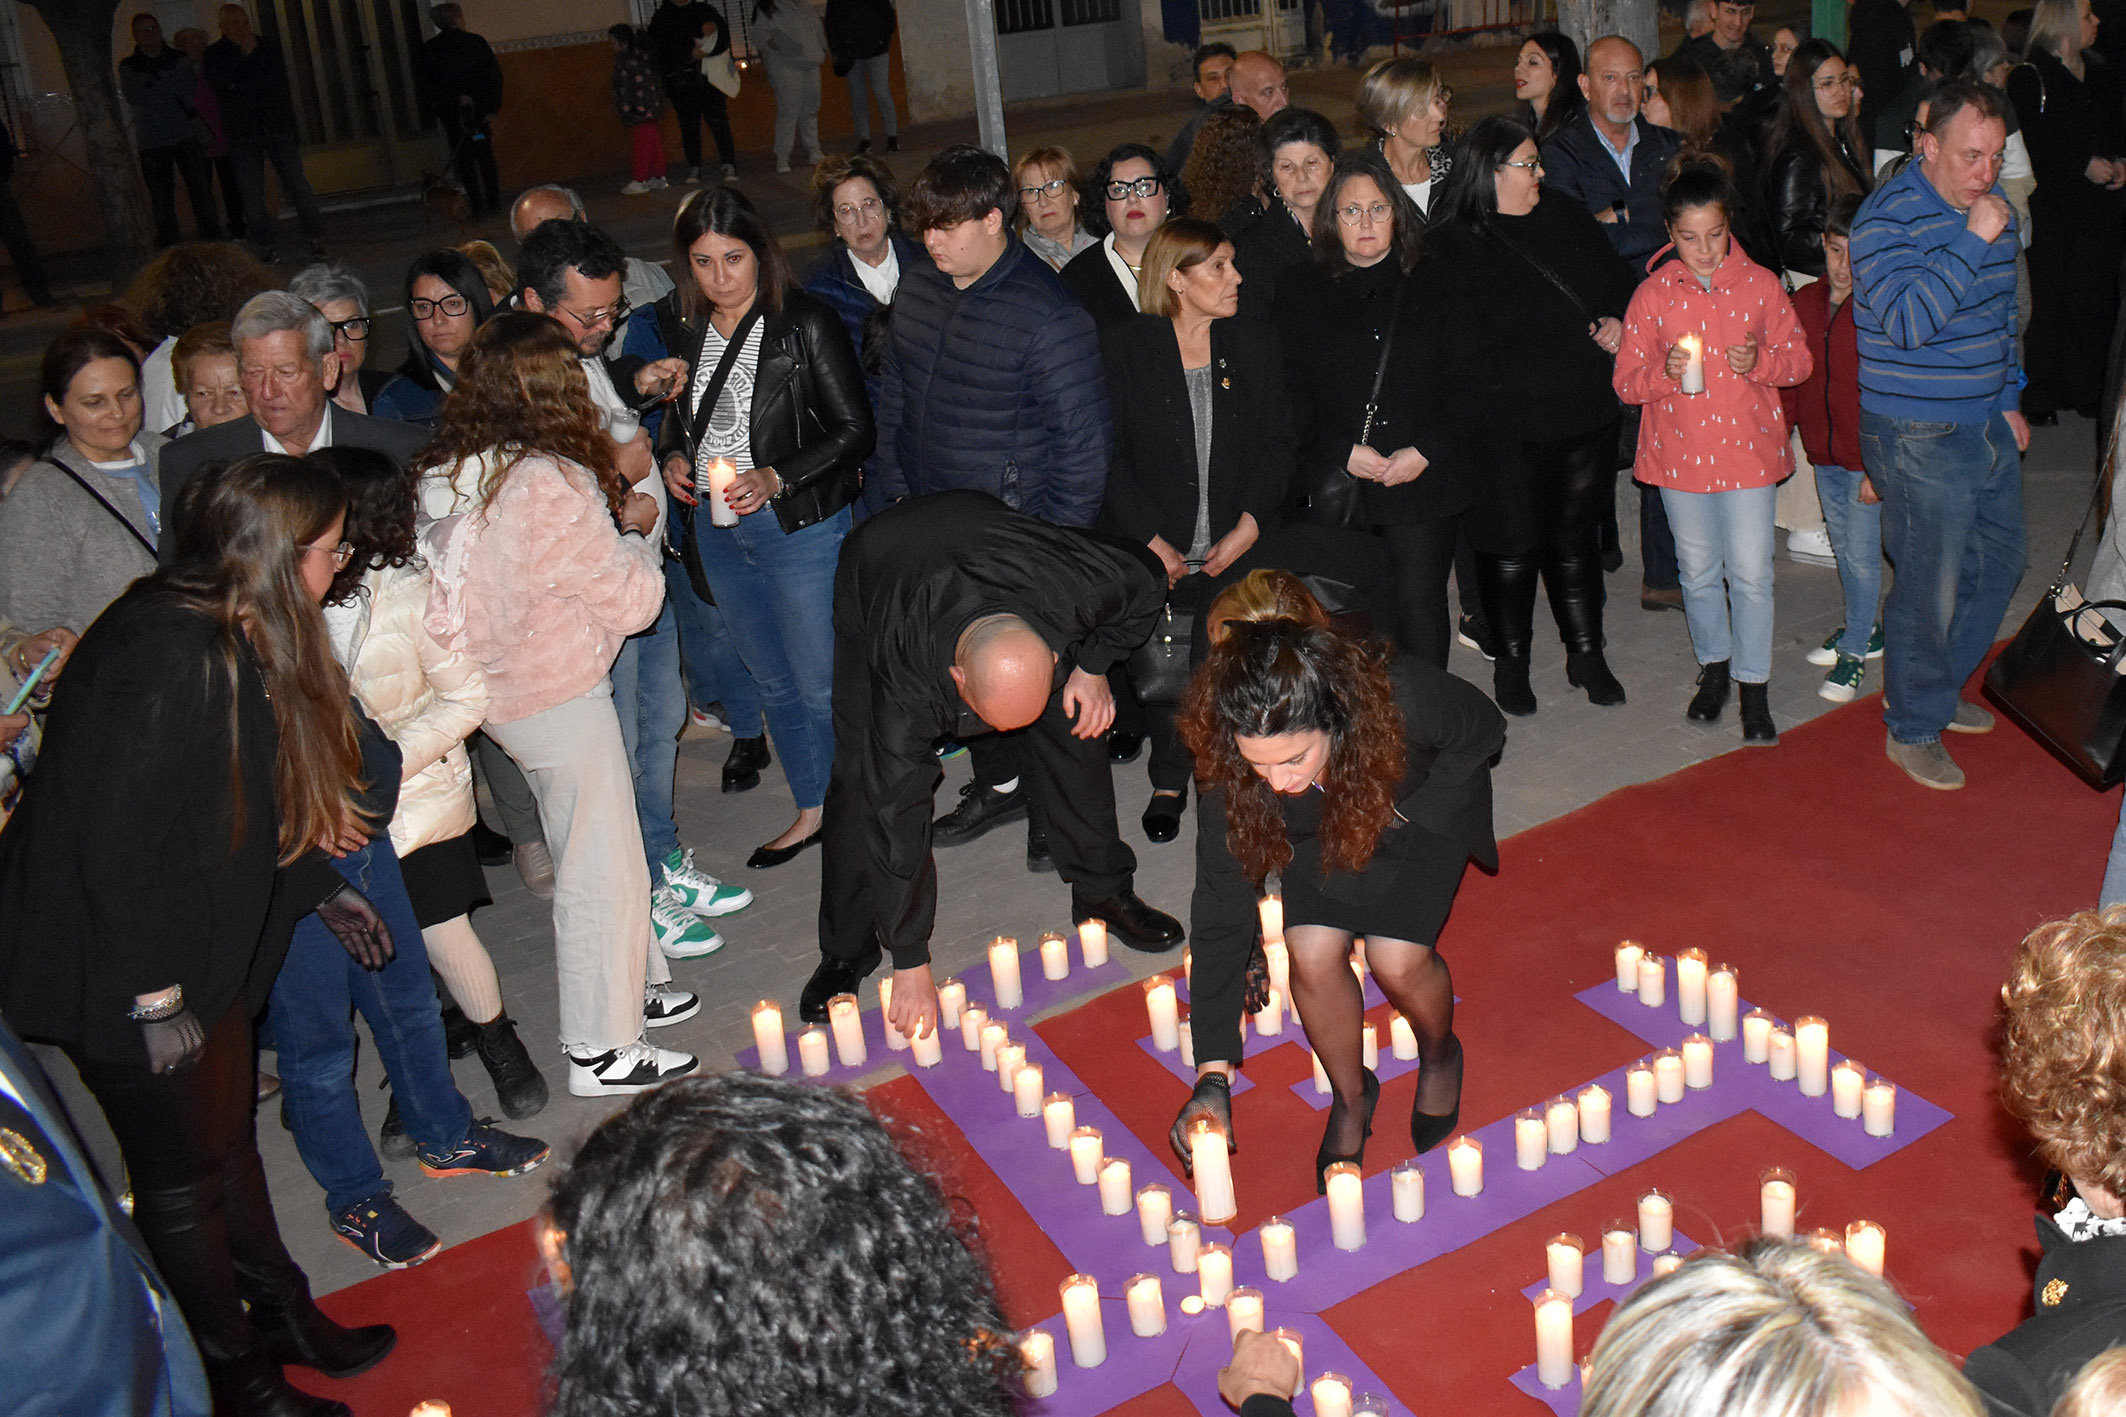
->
[308, 445, 417, 604]
[123, 241, 274, 340]
[1180, 105, 1264, 228]
[2000, 906, 2126, 1198]
[414, 312, 625, 521]
[1178, 601, 1404, 883]
[546, 1074, 1022, 1417]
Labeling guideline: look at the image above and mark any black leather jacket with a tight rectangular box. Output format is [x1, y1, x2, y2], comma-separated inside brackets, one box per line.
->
[1763, 138, 1868, 278]
[652, 287, 875, 533]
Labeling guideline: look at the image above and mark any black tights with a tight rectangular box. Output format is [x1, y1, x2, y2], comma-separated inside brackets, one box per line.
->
[1377, 516, 1460, 668]
[1476, 424, 1615, 658]
[1288, 925, 1459, 1155]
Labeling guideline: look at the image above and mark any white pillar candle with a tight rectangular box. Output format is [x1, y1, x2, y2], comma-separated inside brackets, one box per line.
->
[1144, 978, 1180, 1051]
[1078, 918, 1110, 968]
[1795, 1017, 1830, 1097]
[1390, 1012, 1419, 1060]
[1683, 1034, 1714, 1090]
[987, 936, 1023, 1009]
[979, 1021, 1007, 1071]
[1059, 1275, 1106, 1367]
[1197, 1242, 1234, 1306]
[1515, 1109, 1548, 1171]
[1264, 939, 1290, 1003]
[828, 994, 867, 1068]
[1769, 1026, 1798, 1081]
[1311, 1373, 1355, 1417]
[1228, 1287, 1265, 1340]
[1069, 1126, 1103, 1184]
[1708, 965, 1740, 1041]
[1037, 931, 1069, 982]
[1653, 1048, 1685, 1104]
[1637, 953, 1666, 1008]
[1326, 1162, 1366, 1250]
[1260, 1214, 1299, 1280]
[1676, 948, 1709, 1026]
[1391, 1161, 1425, 1222]
[1013, 1059, 1044, 1116]
[1615, 939, 1644, 990]
[910, 1022, 944, 1069]
[996, 1041, 1025, 1093]
[1579, 1083, 1613, 1143]
[1258, 893, 1284, 943]
[1807, 1227, 1844, 1255]
[1179, 1020, 1194, 1069]
[1743, 1008, 1774, 1063]
[1020, 1330, 1058, 1398]
[1831, 1060, 1865, 1118]
[1678, 331, 1706, 393]
[1043, 1092, 1075, 1148]
[878, 977, 908, 1051]
[702, 457, 741, 526]
[1125, 1273, 1165, 1337]
[1534, 1290, 1574, 1390]
[1545, 1095, 1579, 1154]
[1136, 1184, 1172, 1245]
[1638, 1190, 1674, 1252]
[1845, 1220, 1886, 1277]
[1863, 1079, 1897, 1137]
[1626, 1059, 1658, 1116]
[1253, 987, 1284, 1036]
[1602, 1225, 1637, 1284]
[1448, 1136, 1483, 1196]
[1189, 1118, 1237, 1225]
[959, 1002, 988, 1053]
[1547, 1232, 1585, 1298]
[1760, 1168, 1797, 1239]
[1167, 1213, 1201, 1273]
[1099, 1157, 1133, 1215]
[1183, 948, 1193, 991]
[936, 977, 966, 1029]
[797, 1025, 830, 1077]
[1311, 1049, 1332, 1096]
[750, 1000, 789, 1076]
[1361, 1021, 1379, 1071]
[1349, 958, 1364, 990]
[1652, 1253, 1684, 1276]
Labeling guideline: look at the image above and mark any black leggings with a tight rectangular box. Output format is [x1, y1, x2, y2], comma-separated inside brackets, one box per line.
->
[665, 73, 737, 170]
[1477, 423, 1616, 658]
[1378, 516, 1460, 668]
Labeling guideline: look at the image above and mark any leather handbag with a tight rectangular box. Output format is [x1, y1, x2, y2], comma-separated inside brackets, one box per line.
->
[1290, 278, 1409, 531]
[1128, 600, 1193, 707]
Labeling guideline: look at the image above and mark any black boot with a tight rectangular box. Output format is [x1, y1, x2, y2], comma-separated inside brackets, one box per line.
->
[438, 999, 479, 1059]
[1686, 660, 1731, 722]
[1566, 650, 1626, 706]
[251, 1272, 397, 1378]
[1739, 681, 1778, 745]
[799, 951, 877, 1022]
[377, 1092, 414, 1160]
[1492, 654, 1537, 717]
[722, 735, 770, 793]
[209, 1346, 352, 1417]
[474, 1014, 550, 1119]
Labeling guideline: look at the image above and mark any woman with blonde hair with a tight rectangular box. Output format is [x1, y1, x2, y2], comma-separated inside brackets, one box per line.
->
[1356, 57, 1454, 223]
[1013, 145, 1096, 271]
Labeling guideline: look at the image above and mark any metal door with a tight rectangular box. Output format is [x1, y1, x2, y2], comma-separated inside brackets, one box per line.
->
[257, 0, 433, 194]
[1197, 0, 1305, 59]
[995, 0, 1146, 101]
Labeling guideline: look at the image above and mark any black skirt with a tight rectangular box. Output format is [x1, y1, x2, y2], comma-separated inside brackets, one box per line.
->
[1280, 821, 1469, 947]
[395, 830, 491, 929]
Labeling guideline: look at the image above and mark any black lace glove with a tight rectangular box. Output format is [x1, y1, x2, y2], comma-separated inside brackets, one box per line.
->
[1243, 938, 1271, 1017]
[315, 880, 395, 971]
[140, 1009, 206, 1074]
[1168, 1071, 1235, 1176]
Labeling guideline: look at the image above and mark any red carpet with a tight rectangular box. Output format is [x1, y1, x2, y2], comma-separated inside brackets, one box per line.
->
[320, 681, 2119, 1414]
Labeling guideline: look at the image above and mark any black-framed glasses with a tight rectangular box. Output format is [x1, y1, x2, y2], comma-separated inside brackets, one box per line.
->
[1018, 177, 1071, 202]
[327, 315, 370, 341]
[408, 295, 470, 320]
[1105, 176, 1164, 200]
[557, 297, 630, 330]
[1335, 201, 1393, 225]
[833, 196, 885, 222]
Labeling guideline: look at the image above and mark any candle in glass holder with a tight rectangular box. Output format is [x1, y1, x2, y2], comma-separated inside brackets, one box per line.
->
[1312, 1373, 1355, 1417]
[995, 1041, 1025, 1093]
[1534, 1290, 1574, 1390]
[1602, 1224, 1637, 1284]
[1311, 1050, 1332, 1096]
[1184, 947, 1194, 991]
[959, 1002, 988, 1053]
[911, 1022, 944, 1068]
[1144, 978, 1181, 1051]
[1547, 1233, 1585, 1298]
[1013, 1059, 1044, 1116]
[1807, 1227, 1844, 1255]
[1769, 1026, 1798, 1081]
[1678, 332, 1706, 393]
[1546, 1095, 1579, 1154]
[1197, 1242, 1234, 1306]
[1038, 931, 1069, 982]
[1390, 1012, 1418, 1060]
[1516, 1109, 1548, 1171]
[1264, 939, 1291, 1002]
[1326, 1162, 1366, 1250]
[1020, 1329, 1058, 1398]
[1361, 1021, 1379, 1071]
[1448, 1135, 1483, 1196]
[878, 977, 907, 1051]
[1099, 1157, 1133, 1216]
[1652, 1253, 1684, 1276]
[1179, 1020, 1195, 1069]
[1638, 1189, 1674, 1252]
[1796, 1016, 1830, 1096]
[1069, 1126, 1102, 1184]
[1743, 1008, 1774, 1063]
[1863, 1078, 1897, 1136]
[1760, 1167, 1797, 1239]
[1391, 1160, 1424, 1222]
[1254, 988, 1284, 1036]
[1637, 952, 1666, 1007]
[1060, 1275, 1106, 1367]
[1125, 1273, 1165, 1337]
[1136, 1184, 1172, 1245]
[936, 977, 966, 1029]
[1190, 1117, 1237, 1225]
[1654, 1048, 1686, 1103]
[1354, 1393, 1388, 1417]
[1044, 1092, 1075, 1148]
[828, 994, 866, 1068]
[1683, 1034, 1714, 1090]
[701, 457, 741, 526]
[750, 1000, 789, 1075]
[1676, 948, 1709, 1025]
[797, 1025, 830, 1077]
[1079, 918, 1110, 968]
[1831, 1060, 1866, 1118]
[1615, 939, 1644, 990]
[1271, 1329, 1305, 1392]
[979, 1020, 1007, 1071]
[1168, 1213, 1201, 1272]
[1579, 1083, 1613, 1143]
[1260, 1215, 1299, 1280]
[1845, 1220, 1886, 1277]
[1708, 964, 1740, 1040]
[989, 936, 1023, 1010]
[1258, 893, 1284, 943]
[1626, 1058, 1658, 1116]
[1228, 1287, 1265, 1340]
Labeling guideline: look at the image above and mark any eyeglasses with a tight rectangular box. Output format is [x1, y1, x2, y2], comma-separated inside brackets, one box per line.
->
[1018, 177, 1071, 202]
[1335, 201, 1394, 225]
[834, 196, 885, 222]
[300, 539, 354, 569]
[556, 297, 630, 330]
[408, 295, 470, 320]
[1105, 176, 1164, 200]
[1813, 73, 1859, 91]
[327, 315, 370, 341]
[1500, 158, 1544, 170]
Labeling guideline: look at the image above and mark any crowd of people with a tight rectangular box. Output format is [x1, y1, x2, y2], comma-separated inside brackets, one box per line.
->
[4, 2, 2126, 1414]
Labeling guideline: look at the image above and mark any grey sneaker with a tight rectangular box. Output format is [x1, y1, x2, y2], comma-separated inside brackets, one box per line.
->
[514, 841, 555, 900]
[1886, 733, 1965, 790]
[1945, 700, 1996, 734]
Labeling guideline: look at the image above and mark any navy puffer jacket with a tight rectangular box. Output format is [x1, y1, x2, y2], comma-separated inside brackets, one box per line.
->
[872, 237, 1111, 527]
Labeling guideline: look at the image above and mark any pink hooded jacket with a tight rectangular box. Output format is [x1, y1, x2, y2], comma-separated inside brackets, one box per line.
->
[1613, 245, 1812, 494]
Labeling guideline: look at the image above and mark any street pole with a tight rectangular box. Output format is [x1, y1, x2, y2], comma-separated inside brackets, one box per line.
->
[964, 0, 1009, 160]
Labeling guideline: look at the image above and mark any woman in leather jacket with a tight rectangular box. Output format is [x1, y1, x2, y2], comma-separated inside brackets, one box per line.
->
[656, 186, 874, 869]
[1761, 39, 1872, 278]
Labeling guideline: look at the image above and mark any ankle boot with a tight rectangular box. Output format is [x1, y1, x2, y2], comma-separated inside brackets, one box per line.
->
[1686, 660, 1731, 722]
[1492, 654, 1537, 717]
[210, 1345, 354, 1417]
[252, 1273, 397, 1378]
[1566, 650, 1626, 706]
[437, 999, 479, 1059]
[475, 1013, 550, 1119]
[1739, 681, 1778, 744]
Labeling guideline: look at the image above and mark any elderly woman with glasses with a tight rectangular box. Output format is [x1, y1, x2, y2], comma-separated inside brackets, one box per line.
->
[1013, 145, 1097, 271]
[1060, 142, 1189, 329]
[289, 262, 391, 417]
[373, 249, 496, 427]
[802, 152, 931, 407]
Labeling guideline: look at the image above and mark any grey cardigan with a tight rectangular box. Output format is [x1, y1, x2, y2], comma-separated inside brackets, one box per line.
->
[0, 433, 166, 634]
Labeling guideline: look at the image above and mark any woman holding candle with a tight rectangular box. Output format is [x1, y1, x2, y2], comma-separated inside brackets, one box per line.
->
[1060, 143, 1188, 330]
[1171, 579, 1503, 1190]
[1613, 159, 1810, 744]
[655, 185, 873, 871]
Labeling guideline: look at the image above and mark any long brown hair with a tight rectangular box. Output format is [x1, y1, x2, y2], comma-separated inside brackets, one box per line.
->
[1767, 40, 1872, 204]
[1178, 605, 1405, 882]
[162, 453, 366, 862]
[415, 312, 627, 519]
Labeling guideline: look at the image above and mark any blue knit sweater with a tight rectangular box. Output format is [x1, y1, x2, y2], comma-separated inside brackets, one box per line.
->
[1849, 157, 2020, 422]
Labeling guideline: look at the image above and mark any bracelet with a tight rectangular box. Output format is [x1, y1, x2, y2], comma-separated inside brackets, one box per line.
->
[129, 985, 184, 1022]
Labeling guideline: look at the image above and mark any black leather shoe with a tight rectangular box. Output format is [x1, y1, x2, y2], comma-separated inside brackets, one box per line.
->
[1026, 819, 1053, 873]
[209, 1346, 352, 1417]
[1316, 1067, 1380, 1194]
[747, 828, 821, 869]
[934, 780, 1027, 846]
[470, 820, 513, 866]
[1687, 659, 1731, 723]
[253, 1274, 397, 1378]
[1073, 890, 1183, 951]
[799, 952, 875, 1022]
[1566, 650, 1627, 706]
[1107, 731, 1145, 764]
[1641, 585, 1685, 613]
[1739, 681, 1778, 745]
[378, 1094, 415, 1160]
[722, 735, 770, 793]
[1410, 1037, 1464, 1155]
[1142, 789, 1186, 843]
[1492, 655, 1536, 717]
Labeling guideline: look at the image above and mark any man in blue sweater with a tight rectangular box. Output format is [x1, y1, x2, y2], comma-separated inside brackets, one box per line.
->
[1851, 80, 2030, 791]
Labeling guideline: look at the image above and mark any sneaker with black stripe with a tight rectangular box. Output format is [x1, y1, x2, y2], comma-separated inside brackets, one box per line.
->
[644, 983, 700, 1027]
[566, 1039, 698, 1097]
[416, 1119, 551, 1179]
[331, 1194, 441, 1270]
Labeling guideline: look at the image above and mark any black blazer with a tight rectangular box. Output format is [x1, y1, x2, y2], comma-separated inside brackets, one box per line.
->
[1099, 313, 1292, 553]
[1058, 241, 1140, 331]
[652, 287, 875, 534]
[1232, 206, 1313, 323]
[1967, 1217, 2126, 1417]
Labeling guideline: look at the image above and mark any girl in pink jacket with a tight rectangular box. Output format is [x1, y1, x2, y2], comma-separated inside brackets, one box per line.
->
[1615, 159, 1812, 745]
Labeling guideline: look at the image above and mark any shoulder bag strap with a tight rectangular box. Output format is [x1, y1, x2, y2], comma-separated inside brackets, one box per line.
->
[1498, 231, 1598, 325]
[1359, 277, 1412, 446]
[42, 458, 157, 556]
[686, 306, 765, 464]
[2053, 424, 2119, 594]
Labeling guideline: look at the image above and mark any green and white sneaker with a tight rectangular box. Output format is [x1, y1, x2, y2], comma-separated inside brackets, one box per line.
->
[661, 848, 753, 918]
[652, 886, 725, 959]
[1807, 624, 1885, 666]
[1818, 654, 1866, 703]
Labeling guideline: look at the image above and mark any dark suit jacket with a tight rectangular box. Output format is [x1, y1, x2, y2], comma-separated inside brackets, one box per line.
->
[1058, 241, 1141, 331]
[1540, 114, 1681, 270]
[1968, 1216, 2126, 1417]
[156, 409, 431, 562]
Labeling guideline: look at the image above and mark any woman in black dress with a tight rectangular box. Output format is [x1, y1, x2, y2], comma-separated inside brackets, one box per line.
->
[1168, 575, 1503, 1191]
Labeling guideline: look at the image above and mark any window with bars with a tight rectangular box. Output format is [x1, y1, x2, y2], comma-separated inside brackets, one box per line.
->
[995, 0, 1056, 33]
[1060, 0, 1124, 22]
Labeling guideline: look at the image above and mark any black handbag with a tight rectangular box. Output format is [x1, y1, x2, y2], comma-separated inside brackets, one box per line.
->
[1290, 279, 1409, 531]
[1128, 600, 1194, 707]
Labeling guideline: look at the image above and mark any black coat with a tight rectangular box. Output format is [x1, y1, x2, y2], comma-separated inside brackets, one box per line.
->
[646, 0, 731, 80]
[1059, 241, 1140, 330]
[418, 25, 504, 122]
[1847, 0, 1915, 149]
[652, 287, 875, 534]
[1099, 313, 1292, 553]
[824, 0, 895, 63]
[1762, 136, 1870, 277]
[1232, 205, 1313, 322]
[1967, 1217, 2126, 1417]
[201, 33, 297, 141]
[2010, 51, 2126, 224]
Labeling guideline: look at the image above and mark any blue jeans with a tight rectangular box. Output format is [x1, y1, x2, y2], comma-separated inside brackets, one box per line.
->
[843, 53, 897, 142]
[664, 556, 763, 737]
[1815, 463, 1885, 656]
[2104, 796, 2126, 907]
[1859, 410, 2026, 744]
[1659, 483, 1778, 684]
[611, 593, 685, 883]
[695, 506, 847, 809]
[268, 839, 472, 1214]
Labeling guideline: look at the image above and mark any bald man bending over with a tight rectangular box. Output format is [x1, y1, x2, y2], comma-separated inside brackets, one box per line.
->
[803, 490, 1184, 1036]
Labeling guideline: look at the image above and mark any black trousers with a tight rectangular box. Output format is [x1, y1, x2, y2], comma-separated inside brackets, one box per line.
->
[1477, 423, 1616, 657]
[73, 1002, 307, 1364]
[212, 154, 246, 239]
[1377, 515, 1461, 668]
[139, 142, 222, 245]
[0, 181, 50, 305]
[1640, 482, 1679, 590]
[664, 72, 736, 171]
[438, 110, 500, 217]
[2024, 195, 2124, 416]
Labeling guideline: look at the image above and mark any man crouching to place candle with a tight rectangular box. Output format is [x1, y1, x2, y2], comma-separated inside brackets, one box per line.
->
[797, 489, 1186, 1037]
[1170, 571, 1503, 1192]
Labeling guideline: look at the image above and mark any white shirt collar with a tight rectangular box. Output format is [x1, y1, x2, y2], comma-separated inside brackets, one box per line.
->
[1101, 232, 1144, 312]
[260, 402, 334, 455]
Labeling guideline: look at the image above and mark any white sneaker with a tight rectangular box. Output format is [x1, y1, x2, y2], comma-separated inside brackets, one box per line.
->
[621, 179, 652, 195]
[643, 982, 701, 1027]
[566, 1039, 698, 1096]
[1786, 527, 1837, 566]
[684, 165, 704, 185]
[646, 175, 669, 189]
[663, 848, 752, 917]
[652, 887, 724, 958]
[688, 703, 726, 732]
